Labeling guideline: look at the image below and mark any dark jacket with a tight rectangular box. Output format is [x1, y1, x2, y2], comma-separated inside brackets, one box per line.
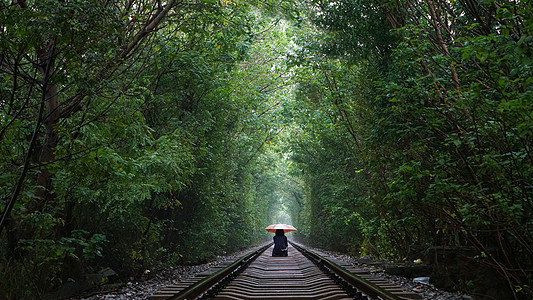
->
[272, 229, 288, 257]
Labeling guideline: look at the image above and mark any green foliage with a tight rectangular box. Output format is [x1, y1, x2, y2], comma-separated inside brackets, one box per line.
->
[0, 0, 300, 297]
[286, 0, 533, 298]
[3, 0, 532, 298]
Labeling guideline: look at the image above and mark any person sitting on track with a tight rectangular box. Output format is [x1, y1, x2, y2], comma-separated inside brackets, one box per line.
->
[272, 229, 288, 257]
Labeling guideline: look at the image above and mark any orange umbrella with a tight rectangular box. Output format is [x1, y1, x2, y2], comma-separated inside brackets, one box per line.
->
[265, 223, 297, 233]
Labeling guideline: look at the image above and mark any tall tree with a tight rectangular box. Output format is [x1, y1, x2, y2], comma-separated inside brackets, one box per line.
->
[288, 0, 533, 298]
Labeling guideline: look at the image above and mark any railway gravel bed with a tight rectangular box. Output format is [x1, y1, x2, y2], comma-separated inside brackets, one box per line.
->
[79, 243, 472, 300]
[78, 245, 264, 300]
[309, 249, 472, 300]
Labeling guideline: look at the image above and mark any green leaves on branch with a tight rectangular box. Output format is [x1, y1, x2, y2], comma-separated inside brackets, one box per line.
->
[288, 1, 533, 297]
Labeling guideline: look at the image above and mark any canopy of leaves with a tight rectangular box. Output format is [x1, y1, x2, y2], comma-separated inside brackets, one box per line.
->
[0, 0, 297, 297]
[1, 0, 533, 299]
[285, 0, 533, 298]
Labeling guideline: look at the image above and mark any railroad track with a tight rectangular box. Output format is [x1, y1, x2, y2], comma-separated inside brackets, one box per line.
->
[149, 243, 421, 300]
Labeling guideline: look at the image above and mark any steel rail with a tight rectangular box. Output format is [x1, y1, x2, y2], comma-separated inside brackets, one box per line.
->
[152, 242, 417, 300]
[291, 242, 402, 300]
[167, 243, 272, 300]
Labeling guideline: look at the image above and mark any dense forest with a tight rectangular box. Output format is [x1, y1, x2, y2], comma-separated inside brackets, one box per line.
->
[1, 0, 532, 299]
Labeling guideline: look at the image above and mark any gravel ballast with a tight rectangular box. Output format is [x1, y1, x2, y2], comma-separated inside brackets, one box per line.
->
[79, 243, 472, 300]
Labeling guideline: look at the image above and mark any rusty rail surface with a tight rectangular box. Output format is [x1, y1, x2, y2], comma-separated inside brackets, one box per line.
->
[150, 243, 271, 300]
[291, 242, 405, 300]
[150, 243, 421, 300]
[213, 243, 352, 299]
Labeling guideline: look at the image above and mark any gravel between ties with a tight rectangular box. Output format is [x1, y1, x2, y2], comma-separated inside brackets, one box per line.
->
[312, 249, 473, 300]
[79, 246, 258, 300]
[81, 244, 472, 300]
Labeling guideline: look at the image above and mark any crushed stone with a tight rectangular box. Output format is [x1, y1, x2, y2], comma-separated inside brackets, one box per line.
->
[79, 243, 472, 300]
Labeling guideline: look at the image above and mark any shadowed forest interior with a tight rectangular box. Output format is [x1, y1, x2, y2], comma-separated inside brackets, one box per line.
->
[1, 0, 532, 299]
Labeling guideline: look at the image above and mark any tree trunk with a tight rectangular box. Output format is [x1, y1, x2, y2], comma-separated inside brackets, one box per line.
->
[31, 42, 60, 212]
